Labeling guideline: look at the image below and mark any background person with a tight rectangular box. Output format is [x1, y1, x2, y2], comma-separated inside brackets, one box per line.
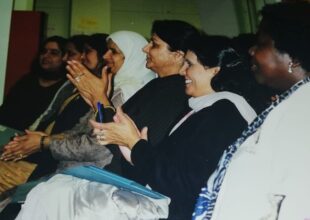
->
[0, 36, 68, 130]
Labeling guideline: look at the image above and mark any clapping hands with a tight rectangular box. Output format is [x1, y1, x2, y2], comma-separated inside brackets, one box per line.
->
[66, 61, 113, 109]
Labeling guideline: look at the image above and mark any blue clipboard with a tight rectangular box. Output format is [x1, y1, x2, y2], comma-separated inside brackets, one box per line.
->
[61, 165, 166, 200]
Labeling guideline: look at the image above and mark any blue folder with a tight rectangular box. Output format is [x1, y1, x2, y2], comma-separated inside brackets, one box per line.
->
[61, 165, 167, 200]
[0, 124, 22, 150]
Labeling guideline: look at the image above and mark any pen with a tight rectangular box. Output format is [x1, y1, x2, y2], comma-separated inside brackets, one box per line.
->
[97, 102, 103, 123]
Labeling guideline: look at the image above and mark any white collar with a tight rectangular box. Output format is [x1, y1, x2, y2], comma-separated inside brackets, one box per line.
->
[188, 91, 257, 124]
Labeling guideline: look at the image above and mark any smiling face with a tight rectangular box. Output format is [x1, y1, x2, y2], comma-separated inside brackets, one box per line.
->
[181, 51, 219, 97]
[143, 34, 184, 77]
[81, 44, 100, 71]
[103, 39, 125, 74]
[249, 32, 293, 91]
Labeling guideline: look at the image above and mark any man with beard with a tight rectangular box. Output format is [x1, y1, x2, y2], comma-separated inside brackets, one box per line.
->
[0, 36, 68, 130]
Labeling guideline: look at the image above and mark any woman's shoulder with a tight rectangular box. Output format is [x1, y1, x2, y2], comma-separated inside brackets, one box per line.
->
[190, 100, 241, 121]
[202, 99, 250, 122]
[209, 92, 257, 124]
[210, 99, 240, 111]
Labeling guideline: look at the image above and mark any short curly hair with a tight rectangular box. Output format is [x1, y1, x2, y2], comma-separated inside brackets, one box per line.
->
[260, 2, 310, 71]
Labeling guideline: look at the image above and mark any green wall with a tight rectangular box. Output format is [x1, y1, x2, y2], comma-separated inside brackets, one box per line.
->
[110, 0, 201, 38]
[71, 0, 111, 35]
[33, 0, 279, 38]
[234, 0, 279, 34]
[35, 0, 71, 37]
[14, 0, 34, 10]
[35, 0, 201, 37]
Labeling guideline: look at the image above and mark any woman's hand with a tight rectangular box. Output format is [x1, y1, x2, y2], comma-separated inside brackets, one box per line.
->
[0, 130, 47, 161]
[90, 107, 148, 149]
[66, 61, 113, 109]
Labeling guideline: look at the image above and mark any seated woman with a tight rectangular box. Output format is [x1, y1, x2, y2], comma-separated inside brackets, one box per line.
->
[28, 34, 89, 132]
[0, 36, 68, 131]
[34, 34, 96, 134]
[1, 31, 155, 173]
[0, 34, 108, 180]
[26, 20, 195, 178]
[91, 35, 257, 219]
[16, 35, 257, 220]
[192, 2, 310, 220]
[38, 33, 109, 135]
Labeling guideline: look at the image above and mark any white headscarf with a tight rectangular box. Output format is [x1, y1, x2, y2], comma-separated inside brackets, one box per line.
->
[107, 31, 156, 103]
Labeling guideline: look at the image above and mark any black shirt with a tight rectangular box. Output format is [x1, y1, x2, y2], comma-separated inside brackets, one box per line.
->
[0, 74, 65, 130]
[131, 100, 248, 219]
[121, 74, 190, 181]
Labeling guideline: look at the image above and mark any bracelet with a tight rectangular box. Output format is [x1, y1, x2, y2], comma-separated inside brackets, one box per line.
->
[40, 136, 47, 151]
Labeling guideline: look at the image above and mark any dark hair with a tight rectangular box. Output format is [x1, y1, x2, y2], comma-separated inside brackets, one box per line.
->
[189, 34, 276, 113]
[260, 2, 310, 71]
[151, 20, 199, 52]
[232, 33, 256, 65]
[86, 33, 109, 58]
[85, 33, 109, 76]
[32, 36, 67, 80]
[41, 35, 68, 56]
[188, 35, 247, 93]
[68, 34, 89, 53]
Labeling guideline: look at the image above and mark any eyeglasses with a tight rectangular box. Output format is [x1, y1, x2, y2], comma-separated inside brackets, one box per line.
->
[40, 48, 62, 56]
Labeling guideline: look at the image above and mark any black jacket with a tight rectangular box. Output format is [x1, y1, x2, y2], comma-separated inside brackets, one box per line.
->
[131, 100, 248, 219]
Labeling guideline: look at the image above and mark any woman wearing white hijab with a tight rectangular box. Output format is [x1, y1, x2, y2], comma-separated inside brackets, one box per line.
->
[109, 31, 156, 106]
[67, 30, 156, 110]
[2, 31, 156, 171]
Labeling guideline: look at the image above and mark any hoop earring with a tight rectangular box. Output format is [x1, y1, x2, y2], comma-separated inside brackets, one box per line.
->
[288, 62, 293, 74]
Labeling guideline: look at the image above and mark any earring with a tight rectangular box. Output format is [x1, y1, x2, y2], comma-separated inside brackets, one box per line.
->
[288, 62, 293, 74]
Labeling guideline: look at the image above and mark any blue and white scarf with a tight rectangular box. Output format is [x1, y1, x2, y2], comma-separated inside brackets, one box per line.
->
[192, 77, 310, 220]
